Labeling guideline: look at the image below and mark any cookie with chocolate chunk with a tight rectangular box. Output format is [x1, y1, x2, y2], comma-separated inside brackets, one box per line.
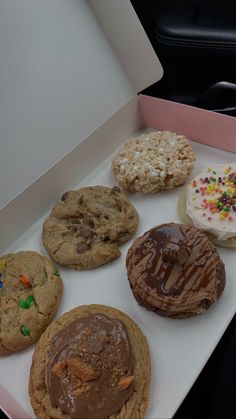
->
[42, 186, 139, 269]
[126, 223, 226, 319]
[29, 304, 151, 419]
[0, 251, 63, 354]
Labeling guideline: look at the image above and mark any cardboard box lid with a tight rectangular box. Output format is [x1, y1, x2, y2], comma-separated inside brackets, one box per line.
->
[0, 0, 162, 208]
[89, 0, 163, 93]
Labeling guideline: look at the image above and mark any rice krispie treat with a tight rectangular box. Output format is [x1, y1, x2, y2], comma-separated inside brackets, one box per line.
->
[112, 131, 196, 193]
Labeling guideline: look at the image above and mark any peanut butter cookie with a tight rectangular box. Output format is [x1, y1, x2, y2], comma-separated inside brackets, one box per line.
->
[29, 304, 151, 419]
[42, 186, 139, 269]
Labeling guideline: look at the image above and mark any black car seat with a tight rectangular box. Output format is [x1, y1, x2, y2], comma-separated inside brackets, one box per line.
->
[132, 0, 236, 116]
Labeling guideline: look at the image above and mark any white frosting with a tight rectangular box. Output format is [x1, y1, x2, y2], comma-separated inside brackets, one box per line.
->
[186, 163, 236, 240]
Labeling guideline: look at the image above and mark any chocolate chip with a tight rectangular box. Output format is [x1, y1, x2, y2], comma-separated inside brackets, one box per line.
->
[94, 210, 101, 217]
[69, 216, 82, 224]
[78, 195, 84, 205]
[201, 299, 211, 309]
[76, 243, 89, 253]
[61, 192, 70, 201]
[86, 217, 95, 228]
[79, 227, 94, 238]
[69, 212, 82, 224]
[111, 186, 121, 194]
[102, 235, 110, 243]
[115, 200, 122, 211]
[68, 225, 78, 232]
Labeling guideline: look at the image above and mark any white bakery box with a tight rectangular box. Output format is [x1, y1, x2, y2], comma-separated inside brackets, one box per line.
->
[0, 1, 236, 419]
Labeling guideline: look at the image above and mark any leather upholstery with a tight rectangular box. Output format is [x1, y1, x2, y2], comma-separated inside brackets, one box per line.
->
[132, 0, 236, 115]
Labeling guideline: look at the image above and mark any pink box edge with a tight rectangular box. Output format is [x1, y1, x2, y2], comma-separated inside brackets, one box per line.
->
[139, 94, 236, 153]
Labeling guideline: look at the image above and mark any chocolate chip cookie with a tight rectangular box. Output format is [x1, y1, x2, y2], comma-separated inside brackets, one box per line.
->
[29, 304, 151, 419]
[42, 186, 139, 269]
[0, 251, 63, 354]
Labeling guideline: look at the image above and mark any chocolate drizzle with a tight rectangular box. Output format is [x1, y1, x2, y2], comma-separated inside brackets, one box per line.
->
[126, 223, 226, 317]
[46, 314, 134, 419]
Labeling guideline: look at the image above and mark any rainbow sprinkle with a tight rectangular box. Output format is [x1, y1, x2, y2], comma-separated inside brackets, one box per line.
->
[192, 167, 236, 221]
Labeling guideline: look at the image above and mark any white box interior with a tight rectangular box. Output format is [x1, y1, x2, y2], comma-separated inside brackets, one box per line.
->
[1, 95, 236, 418]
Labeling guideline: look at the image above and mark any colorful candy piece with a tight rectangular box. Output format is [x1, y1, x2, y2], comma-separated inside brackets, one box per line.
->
[0, 280, 3, 288]
[192, 167, 236, 222]
[0, 260, 6, 270]
[19, 295, 35, 309]
[19, 274, 31, 288]
[21, 325, 31, 336]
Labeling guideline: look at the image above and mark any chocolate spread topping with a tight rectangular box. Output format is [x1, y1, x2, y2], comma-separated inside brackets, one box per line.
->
[47, 314, 134, 419]
[126, 223, 222, 314]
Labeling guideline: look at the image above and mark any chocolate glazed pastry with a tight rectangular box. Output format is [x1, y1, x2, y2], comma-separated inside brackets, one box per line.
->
[29, 305, 151, 419]
[126, 223, 226, 319]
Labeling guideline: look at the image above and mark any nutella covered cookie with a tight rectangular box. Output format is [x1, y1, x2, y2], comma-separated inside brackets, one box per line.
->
[178, 163, 236, 248]
[29, 304, 151, 419]
[42, 186, 139, 269]
[126, 223, 225, 319]
[0, 251, 63, 354]
[112, 131, 196, 193]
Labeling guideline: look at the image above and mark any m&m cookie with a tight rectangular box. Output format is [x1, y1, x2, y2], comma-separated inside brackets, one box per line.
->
[0, 251, 63, 354]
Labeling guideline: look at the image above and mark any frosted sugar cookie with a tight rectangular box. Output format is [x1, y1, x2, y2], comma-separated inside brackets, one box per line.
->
[178, 163, 236, 247]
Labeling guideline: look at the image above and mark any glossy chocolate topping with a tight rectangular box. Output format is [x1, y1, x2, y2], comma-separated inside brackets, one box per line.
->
[47, 314, 134, 419]
[126, 223, 225, 316]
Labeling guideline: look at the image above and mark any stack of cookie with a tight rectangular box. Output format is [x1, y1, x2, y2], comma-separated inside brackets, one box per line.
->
[1, 129, 232, 419]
